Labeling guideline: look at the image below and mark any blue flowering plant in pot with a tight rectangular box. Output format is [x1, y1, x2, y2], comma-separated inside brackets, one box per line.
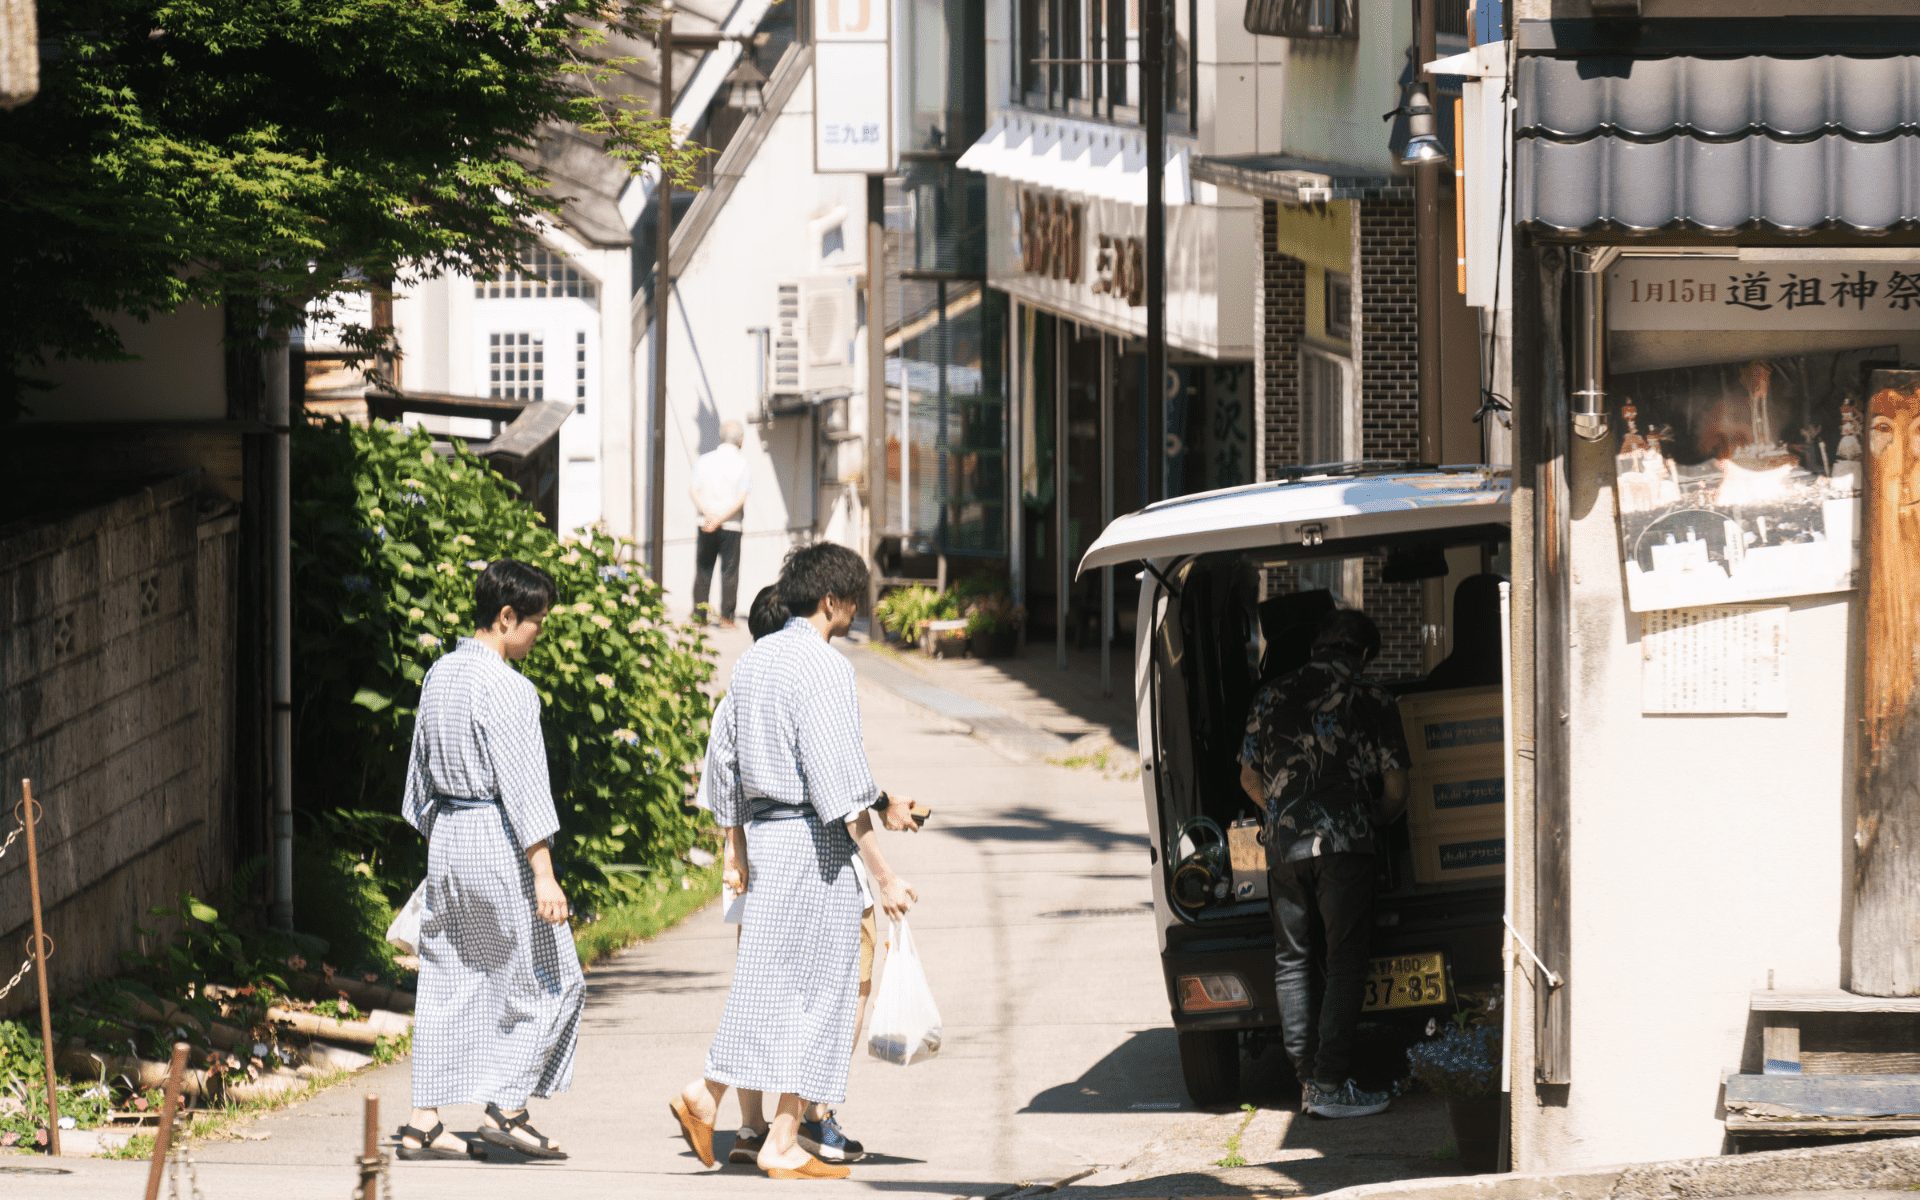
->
[1405, 1004, 1502, 1170]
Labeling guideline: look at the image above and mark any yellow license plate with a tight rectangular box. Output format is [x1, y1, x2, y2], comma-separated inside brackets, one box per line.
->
[1362, 952, 1449, 1011]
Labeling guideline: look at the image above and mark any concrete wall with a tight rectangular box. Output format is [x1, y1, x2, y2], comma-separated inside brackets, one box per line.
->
[1277, 0, 1413, 172]
[636, 62, 872, 616]
[0, 474, 238, 1012]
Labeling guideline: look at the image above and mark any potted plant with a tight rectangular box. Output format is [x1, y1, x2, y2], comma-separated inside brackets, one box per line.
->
[1405, 1017, 1501, 1170]
[874, 586, 933, 646]
[964, 593, 1022, 659]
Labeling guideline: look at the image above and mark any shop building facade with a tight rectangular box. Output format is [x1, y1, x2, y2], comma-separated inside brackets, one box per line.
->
[1494, 2, 1920, 1169]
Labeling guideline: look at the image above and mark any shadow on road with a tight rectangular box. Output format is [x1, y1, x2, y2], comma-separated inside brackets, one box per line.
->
[1022, 1028, 1188, 1114]
[942, 804, 1150, 854]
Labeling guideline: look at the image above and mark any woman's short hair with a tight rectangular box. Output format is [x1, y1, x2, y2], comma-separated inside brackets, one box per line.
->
[776, 543, 868, 617]
[748, 585, 790, 640]
[475, 559, 558, 628]
[1312, 608, 1382, 664]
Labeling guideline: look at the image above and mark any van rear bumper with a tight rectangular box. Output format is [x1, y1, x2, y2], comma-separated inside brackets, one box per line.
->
[1159, 884, 1504, 1033]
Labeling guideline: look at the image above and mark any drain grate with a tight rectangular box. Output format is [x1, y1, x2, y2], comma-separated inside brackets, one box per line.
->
[1038, 904, 1151, 919]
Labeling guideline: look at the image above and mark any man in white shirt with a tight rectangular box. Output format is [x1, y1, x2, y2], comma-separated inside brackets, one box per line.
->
[689, 420, 752, 626]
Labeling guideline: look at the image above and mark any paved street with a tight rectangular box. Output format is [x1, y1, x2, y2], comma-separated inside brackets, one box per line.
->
[7, 641, 1196, 1199]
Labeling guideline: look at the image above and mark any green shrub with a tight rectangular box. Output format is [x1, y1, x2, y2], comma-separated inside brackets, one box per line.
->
[874, 585, 959, 639]
[291, 419, 716, 915]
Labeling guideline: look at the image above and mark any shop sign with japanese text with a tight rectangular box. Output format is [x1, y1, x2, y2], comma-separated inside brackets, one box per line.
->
[1609, 259, 1920, 332]
[1013, 187, 1146, 307]
[812, 0, 893, 174]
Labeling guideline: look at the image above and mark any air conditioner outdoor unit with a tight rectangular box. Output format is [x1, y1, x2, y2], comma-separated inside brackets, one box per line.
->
[770, 273, 859, 398]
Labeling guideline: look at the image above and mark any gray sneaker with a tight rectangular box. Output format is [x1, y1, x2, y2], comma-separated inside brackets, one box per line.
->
[1303, 1078, 1391, 1118]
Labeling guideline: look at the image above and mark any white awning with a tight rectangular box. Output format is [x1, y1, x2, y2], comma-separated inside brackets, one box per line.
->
[957, 113, 1192, 208]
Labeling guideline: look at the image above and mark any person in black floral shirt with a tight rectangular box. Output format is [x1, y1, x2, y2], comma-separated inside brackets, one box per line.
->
[1239, 608, 1408, 1119]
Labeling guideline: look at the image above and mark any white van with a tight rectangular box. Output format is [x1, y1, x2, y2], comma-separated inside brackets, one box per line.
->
[1078, 463, 1512, 1105]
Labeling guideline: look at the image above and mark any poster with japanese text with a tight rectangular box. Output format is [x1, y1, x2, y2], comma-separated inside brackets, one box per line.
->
[1610, 348, 1891, 612]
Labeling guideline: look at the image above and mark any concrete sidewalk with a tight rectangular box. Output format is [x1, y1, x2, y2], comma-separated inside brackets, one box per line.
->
[6, 631, 1193, 1199]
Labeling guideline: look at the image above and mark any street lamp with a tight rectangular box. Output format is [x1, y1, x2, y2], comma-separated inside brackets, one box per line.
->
[1400, 85, 1450, 167]
[726, 57, 767, 114]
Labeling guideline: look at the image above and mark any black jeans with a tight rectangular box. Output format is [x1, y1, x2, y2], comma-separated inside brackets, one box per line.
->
[692, 528, 742, 621]
[1268, 850, 1376, 1089]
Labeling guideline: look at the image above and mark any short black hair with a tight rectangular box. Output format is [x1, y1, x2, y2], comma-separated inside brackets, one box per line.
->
[748, 585, 790, 640]
[1312, 608, 1381, 664]
[776, 542, 868, 617]
[475, 559, 557, 628]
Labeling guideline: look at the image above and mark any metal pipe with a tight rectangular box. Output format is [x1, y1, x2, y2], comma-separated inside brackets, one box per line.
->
[747, 326, 770, 417]
[266, 336, 294, 931]
[1100, 334, 1114, 697]
[649, 4, 676, 582]
[1055, 321, 1068, 671]
[1009, 302, 1025, 649]
[1570, 248, 1608, 442]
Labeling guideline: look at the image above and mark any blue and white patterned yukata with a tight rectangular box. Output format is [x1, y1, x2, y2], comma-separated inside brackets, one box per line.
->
[701, 617, 876, 1105]
[403, 638, 585, 1109]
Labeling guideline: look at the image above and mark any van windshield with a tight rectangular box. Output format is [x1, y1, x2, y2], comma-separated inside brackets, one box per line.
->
[1149, 530, 1510, 923]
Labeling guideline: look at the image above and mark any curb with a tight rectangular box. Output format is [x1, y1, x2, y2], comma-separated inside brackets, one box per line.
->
[1313, 1135, 1920, 1200]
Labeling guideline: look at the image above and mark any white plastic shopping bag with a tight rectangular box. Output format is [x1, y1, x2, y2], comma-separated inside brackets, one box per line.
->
[866, 916, 942, 1066]
[385, 881, 428, 955]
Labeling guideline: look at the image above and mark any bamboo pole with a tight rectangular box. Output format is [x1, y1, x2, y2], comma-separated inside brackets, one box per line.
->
[143, 1043, 190, 1200]
[359, 1093, 381, 1200]
[21, 780, 58, 1155]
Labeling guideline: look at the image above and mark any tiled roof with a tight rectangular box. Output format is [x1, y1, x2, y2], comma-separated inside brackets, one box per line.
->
[1515, 55, 1920, 235]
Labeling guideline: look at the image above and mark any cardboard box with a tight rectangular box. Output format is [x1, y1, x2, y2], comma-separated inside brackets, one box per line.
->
[1410, 818, 1506, 885]
[1398, 687, 1504, 770]
[1406, 761, 1505, 840]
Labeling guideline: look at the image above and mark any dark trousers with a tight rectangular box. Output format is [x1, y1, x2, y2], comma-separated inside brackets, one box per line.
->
[1268, 850, 1375, 1089]
[692, 528, 742, 620]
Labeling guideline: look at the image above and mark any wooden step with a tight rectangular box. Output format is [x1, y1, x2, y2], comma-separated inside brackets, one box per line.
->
[1751, 989, 1920, 1013]
[1751, 991, 1920, 1076]
[1726, 1073, 1920, 1136]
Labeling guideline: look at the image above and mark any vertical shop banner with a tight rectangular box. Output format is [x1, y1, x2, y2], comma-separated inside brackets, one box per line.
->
[812, 0, 894, 174]
[1609, 347, 1892, 612]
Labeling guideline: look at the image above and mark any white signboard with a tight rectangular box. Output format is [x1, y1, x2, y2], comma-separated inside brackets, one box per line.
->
[1641, 604, 1789, 715]
[1610, 259, 1920, 332]
[812, 0, 893, 174]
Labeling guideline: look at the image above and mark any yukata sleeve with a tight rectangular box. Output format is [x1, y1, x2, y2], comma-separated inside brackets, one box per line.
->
[482, 679, 563, 850]
[402, 707, 433, 839]
[703, 692, 750, 828]
[793, 662, 880, 825]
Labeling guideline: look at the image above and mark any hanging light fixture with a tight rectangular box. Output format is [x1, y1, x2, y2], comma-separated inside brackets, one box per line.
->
[725, 55, 767, 114]
[1400, 84, 1450, 167]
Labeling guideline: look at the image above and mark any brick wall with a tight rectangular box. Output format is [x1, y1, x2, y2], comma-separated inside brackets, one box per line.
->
[1356, 198, 1425, 677]
[0, 475, 238, 1011]
[1256, 201, 1307, 482]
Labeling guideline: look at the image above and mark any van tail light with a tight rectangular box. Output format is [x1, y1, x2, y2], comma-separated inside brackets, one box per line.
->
[1178, 974, 1251, 1013]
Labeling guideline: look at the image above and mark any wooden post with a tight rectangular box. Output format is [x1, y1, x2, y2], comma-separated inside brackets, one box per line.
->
[359, 1093, 381, 1200]
[20, 780, 59, 1155]
[1852, 370, 1920, 996]
[143, 1043, 191, 1200]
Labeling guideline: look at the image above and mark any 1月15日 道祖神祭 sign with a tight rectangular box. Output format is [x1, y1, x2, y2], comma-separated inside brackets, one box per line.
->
[1608, 257, 1920, 332]
[812, 0, 894, 175]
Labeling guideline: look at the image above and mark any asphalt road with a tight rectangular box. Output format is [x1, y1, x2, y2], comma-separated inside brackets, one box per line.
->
[9, 651, 1199, 1199]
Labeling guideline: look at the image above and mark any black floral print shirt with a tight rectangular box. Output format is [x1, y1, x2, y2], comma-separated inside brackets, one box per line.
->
[1239, 655, 1409, 854]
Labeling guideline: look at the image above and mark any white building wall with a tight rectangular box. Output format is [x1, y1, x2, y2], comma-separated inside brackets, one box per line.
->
[1513, 321, 1920, 1169]
[636, 64, 871, 617]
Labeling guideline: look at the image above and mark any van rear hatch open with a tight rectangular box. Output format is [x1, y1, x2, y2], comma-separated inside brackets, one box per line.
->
[1077, 465, 1511, 577]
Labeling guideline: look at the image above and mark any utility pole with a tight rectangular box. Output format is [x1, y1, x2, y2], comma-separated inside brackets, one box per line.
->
[648, 3, 676, 582]
[1414, 0, 1442, 464]
[866, 174, 888, 626]
[1143, 0, 1167, 504]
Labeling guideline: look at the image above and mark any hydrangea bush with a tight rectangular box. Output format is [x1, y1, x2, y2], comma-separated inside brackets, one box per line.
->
[291, 419, 715, 914]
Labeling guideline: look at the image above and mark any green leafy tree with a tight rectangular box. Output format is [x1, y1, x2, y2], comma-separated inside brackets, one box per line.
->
[0, 0, 703, 413]
[291, 418, 716, 913]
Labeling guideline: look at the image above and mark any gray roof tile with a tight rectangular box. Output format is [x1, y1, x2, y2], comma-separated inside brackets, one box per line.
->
[1516, 54, 1920, 234]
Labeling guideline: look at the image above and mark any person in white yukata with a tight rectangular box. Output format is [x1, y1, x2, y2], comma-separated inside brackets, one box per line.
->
[671, 544, 917, 1180]
[700, 584, 921, 1169]
[397, 560, 585, 1162]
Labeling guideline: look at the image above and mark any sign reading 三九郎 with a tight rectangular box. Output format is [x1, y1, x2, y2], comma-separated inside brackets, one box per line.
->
[812, 0, 892, 174]
[1609, 259, 1920, 332]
